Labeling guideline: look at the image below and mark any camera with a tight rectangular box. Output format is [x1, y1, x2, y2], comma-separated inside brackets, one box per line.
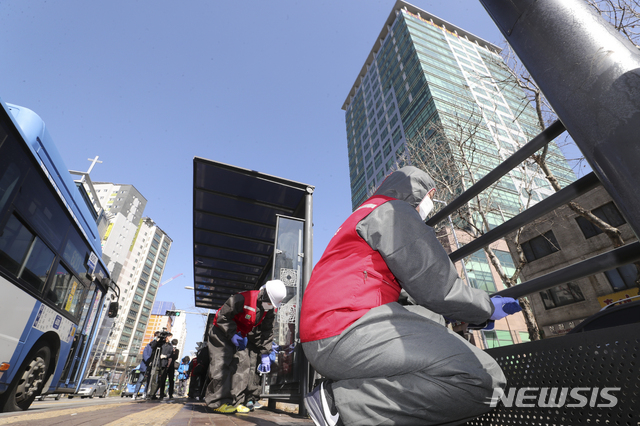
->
[157, 329, 171, 342]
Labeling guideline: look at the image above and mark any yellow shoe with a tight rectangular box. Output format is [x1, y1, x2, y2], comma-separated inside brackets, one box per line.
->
[235, 404, 250, 413]
[213, 403, 237, 414]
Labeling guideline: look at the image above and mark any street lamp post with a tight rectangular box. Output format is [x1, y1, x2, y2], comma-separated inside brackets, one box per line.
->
[110, 349, 128, 389]
[185, 286, 212, 316]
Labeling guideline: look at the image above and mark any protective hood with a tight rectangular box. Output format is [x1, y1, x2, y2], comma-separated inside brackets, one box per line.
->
[373, 166, 436, 208]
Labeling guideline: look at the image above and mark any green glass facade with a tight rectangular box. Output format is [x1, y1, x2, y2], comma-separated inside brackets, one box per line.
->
[343, 3, 575, 215]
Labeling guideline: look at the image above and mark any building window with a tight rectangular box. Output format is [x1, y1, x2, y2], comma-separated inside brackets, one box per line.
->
[575, 202, 626, 239]
[374, 152, 382, 169]
[518, 331, 530, 343]
[465, 250, 497, 293]
[366, 164, 374, 179]
[493, 249, 521, 283]
[604, 264, 638, 291]
[520, 230, 560, 262]
[383, 141, 392, 157]
[484, 330, 513, 348]
[539, 282, 585, 309]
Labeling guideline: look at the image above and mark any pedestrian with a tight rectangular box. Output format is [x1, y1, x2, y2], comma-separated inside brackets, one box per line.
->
[147, 332, 173, 400]
[176, 356, 190, 397]
[164, 338, 179, 399]
[204, 280, 286, 414]
[300, 166, 521, 426]
[188, 344, 209, 400]
[134, 331, 160, 400]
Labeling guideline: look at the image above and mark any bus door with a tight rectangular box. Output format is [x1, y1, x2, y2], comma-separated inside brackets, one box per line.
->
[56, 281, 101, 388]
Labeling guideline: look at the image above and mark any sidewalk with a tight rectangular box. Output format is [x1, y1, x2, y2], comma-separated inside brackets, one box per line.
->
[161, 398, 314, 426]
[0, 397, 314, 426]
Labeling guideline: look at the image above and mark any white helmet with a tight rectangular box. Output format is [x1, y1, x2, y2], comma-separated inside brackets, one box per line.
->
[263, 280, 287, 308]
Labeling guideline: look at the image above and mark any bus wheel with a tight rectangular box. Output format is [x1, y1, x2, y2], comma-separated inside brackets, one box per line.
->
[0, 344, 51, 412]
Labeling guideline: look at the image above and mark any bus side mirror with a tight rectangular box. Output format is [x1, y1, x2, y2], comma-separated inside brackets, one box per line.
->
[108, 302, 119, 318]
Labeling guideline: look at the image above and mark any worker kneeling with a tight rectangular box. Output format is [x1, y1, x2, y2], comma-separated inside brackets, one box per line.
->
[300, 166, 519, 426]
[205, 279, 286, 413]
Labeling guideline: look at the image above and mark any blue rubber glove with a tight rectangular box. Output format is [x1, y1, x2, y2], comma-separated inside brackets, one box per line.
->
[483, 320, 495, 331]
[239, 337, 248, 351]
[490, 296, 522, 320]
[257, 354, 271, 374]
[231, 333, 244, 350]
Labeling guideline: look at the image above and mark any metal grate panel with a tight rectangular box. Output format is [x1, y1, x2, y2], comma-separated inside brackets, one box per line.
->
[466, 322, 640, 425]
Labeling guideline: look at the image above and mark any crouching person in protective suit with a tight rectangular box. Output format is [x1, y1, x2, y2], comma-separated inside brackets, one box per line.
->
[205, 279, 286, 414]
[300, 166, 521, 426]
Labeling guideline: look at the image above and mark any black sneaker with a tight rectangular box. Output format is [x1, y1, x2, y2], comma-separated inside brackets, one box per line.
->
[304, 382, 342, 426]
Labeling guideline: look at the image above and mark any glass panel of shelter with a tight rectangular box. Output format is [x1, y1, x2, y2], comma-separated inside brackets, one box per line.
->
[268, 215, 304, 386]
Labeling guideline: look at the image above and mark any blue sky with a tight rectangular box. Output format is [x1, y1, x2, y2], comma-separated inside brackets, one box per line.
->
[0, 1, 572, 355]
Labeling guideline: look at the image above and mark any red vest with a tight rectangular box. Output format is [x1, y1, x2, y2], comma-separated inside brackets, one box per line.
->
[213, 290, 267, 337]
[299, 195, 401, 342]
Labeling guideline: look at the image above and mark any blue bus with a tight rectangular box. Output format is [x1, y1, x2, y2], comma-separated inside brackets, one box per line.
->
[0, 100, 119, 411]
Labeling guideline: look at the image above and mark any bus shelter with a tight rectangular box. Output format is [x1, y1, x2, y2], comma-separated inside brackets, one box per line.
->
[192, 157, 314, 410]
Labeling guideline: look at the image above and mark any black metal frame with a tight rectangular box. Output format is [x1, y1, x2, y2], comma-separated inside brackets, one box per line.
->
[431, 0, 640, 423]
[467, 322, 640, 425]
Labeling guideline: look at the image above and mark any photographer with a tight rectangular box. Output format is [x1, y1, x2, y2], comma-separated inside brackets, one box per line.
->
[146, 331, 173, 400]
[160, 338, 179, 399]
[133, 331, 160, 399]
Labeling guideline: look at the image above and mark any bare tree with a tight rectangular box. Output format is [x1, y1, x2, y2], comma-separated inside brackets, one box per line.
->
[586, 0, 640, 47]
[402, 99, 543, 341]
[495, 46, 627, 249]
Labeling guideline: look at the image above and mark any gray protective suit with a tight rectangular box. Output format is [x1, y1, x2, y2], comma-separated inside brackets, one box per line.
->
[302, 166, 506, 425]
[205, 292, 274, 408]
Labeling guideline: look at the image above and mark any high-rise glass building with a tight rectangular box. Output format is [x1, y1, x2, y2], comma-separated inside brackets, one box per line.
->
[342, 1, 576, 348]
[87, 182, 172, 378]
[343, 1, 574, 215]
[109, 218, 173, 359]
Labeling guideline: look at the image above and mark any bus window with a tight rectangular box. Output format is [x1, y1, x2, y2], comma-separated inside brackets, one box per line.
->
[0, 214, 55, 293]
[47, 263, 85, 316]
[14, 164, 71, 251]
[0, 123, 28, 216]
[62, 231, 91, 284]
[21, 231, 56, 291]
[0, 164, 20, 216]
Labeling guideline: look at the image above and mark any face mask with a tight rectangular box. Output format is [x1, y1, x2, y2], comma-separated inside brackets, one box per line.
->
[418, 196, 434, 221]
[262, 302, 274, 310]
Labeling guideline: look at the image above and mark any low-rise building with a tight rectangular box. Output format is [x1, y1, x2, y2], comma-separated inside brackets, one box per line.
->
[505, 186, 638, 337]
